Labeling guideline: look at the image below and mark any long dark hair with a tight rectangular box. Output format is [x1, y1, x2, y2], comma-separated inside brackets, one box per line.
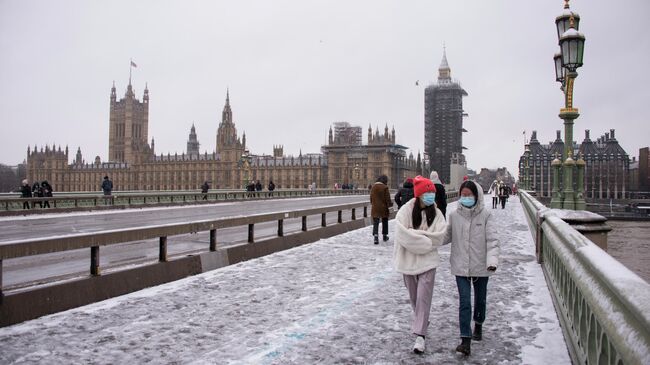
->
[411, 197, 437, 228]
[459, 180, 479, 200]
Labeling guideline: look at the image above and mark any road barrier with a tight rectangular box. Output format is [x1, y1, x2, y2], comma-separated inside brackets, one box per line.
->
[0, 188, 367, 215]
[519, 191, 650, 365]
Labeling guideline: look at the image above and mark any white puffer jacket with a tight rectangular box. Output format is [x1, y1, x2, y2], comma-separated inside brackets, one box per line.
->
[444, 183, 499, 277]
[394, 198, 448, 275]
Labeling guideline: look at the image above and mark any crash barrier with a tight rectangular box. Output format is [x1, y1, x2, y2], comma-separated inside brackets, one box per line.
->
[519, 190, 650, 365]
[0, 200, 374, 326]
[0, 188, 367, 214]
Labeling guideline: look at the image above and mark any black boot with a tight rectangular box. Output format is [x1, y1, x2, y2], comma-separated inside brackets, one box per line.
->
[472, 324, 482, 341]
[456, 337, 471, 355]
[383, 234, 389, 242]
[373, 235, 379, 245]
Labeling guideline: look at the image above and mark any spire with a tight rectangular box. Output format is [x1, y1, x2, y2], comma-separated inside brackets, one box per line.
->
[222, 89, 233, 124]
[226, 88, 230, 107]
[438, 44, 451, 82]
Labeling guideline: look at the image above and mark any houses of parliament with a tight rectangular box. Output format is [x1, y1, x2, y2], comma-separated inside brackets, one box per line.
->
[26, 79, 419, 192]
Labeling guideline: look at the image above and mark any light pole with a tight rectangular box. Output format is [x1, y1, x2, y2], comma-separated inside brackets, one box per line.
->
[553, 0, 586, 210]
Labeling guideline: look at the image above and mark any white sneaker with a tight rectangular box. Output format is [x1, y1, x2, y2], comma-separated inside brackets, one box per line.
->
[413, 336, 425, 354]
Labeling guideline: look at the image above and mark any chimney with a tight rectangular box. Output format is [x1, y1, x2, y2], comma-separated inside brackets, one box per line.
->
[610, 129, 615, 139]
[605, 133, 610, 141]
[585, 129, 590, 139]
[556, 130, 561, 140]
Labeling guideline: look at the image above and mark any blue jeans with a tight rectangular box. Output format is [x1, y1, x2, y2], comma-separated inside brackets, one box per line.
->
[455, 276, 489, 338]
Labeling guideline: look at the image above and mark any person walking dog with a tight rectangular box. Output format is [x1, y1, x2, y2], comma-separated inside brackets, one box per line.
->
[394, 176, 447, 354]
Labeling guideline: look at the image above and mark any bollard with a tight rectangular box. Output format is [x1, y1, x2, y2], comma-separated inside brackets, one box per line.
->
[90, 246, 100, 276]
[248, 223, 254, 243]
[0, 258, 3, 302]
[363, 206, 367, 217]
[302, 216, 307, 231]
[338, 210, 342, 223]
[159, 236, 168, 262]
[210, 229, 217, 251]
[321, 213, 327, 227]
[278, 219, 284, 237]
[352, 208, 356, 220]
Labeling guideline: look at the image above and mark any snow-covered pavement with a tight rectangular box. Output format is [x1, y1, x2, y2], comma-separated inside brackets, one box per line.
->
[0, 196, 570, 364]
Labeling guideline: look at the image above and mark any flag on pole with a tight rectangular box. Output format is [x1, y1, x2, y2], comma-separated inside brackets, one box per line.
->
[130, 60, 137, 68]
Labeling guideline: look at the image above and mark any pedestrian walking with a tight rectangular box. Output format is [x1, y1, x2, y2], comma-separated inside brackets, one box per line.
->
[20, 179, 32, 209]
[394, 178, 414, 210]
[489, 180, 499, 209]
[41, 180, 53, 208]
[101, 176, 113, 195]
[31, 181, 43, 208]
[394, 175, 447, 354]
[444, 180, 499, 356]
[201, 181, 210, 200]
[370, 175, 393, 244]
[268, 180, 275, 197]
[429, 171, 447, 218]
[499, 184, 509, 209]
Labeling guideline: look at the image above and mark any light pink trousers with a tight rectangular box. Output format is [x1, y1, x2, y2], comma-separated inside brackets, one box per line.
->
[403, 268, 436, 336]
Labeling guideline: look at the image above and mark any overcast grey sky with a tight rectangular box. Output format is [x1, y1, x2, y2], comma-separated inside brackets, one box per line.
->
[1, 0, 648, 178]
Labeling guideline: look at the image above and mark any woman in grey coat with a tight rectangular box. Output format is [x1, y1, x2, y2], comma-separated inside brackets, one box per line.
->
[444, 180, 499, 356]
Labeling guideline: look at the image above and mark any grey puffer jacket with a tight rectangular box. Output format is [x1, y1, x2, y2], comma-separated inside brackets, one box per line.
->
[444, 183, 499, 277]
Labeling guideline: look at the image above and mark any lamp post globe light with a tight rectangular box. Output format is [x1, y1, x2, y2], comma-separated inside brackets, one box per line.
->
[552, 0, 586, 210]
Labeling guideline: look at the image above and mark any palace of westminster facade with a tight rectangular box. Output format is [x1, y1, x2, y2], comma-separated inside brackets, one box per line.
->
[26, 80, 420, 192]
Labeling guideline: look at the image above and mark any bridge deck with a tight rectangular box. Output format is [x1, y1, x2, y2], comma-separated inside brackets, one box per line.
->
[0, 197, 570, 364]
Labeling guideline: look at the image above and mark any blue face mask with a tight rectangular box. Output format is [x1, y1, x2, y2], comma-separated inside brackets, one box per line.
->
[421, 192, 436, 206]
[459, 196, 476, 208]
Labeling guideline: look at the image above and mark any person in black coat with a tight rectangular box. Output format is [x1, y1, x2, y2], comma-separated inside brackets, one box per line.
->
[394, 178, 414, 210]
[32, 181, 43, 208]
[20, 179, 32, 209]
[268, 180, 275, 197]
[41, 180, 53, 208]
[201, 181, 210, 200]
[430, 171, 447, 218]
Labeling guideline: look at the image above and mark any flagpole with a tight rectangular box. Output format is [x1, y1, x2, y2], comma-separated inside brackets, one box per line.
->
[129, 58, 132, 85]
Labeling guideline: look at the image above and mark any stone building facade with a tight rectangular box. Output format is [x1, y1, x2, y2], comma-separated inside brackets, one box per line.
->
[26, 81, 416, 192]
[518, 129, 630, 199]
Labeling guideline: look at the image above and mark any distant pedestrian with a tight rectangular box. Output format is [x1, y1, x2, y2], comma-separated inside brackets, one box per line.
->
[370, 175, 392, 244]
[489, 180, 499, 209]
[201, 181, 210, 200]
[255, 180, 262, 197]
[394, 178, 414, 210]
[498, 184, 508, 209]
[394, 175, 447, 354]
[41, 180, 53, 208]
[20, 179, 32, 209]
[31, 181, 43, 208]
[444, 180, 499, 356]
[430, 171, 447, 218]
[268, 180, 275, 197]
[101, 175, 113, 195]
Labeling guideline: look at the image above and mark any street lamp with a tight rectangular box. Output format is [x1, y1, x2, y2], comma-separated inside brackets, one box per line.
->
[552, 0, 586, 210]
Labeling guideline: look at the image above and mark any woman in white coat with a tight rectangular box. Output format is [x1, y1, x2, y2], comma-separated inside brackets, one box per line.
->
[394, 176, 447, 354]
[444, 180, 499, 356]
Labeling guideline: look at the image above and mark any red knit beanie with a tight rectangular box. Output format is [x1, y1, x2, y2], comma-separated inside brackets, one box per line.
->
[413, 175, 436, 198]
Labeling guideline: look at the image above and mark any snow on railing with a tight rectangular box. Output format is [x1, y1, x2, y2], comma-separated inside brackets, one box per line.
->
[519, 190, 650, 365]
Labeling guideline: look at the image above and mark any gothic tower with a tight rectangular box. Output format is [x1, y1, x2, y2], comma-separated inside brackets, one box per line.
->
[424, 47, 468, 183]
[108, 80, 151, 164]
[187, 124, 200, 158]
[216, 90, 245, 162]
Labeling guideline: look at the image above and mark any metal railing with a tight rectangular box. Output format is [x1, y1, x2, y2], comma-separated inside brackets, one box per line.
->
[519, 190, 650, 365]
[0, 201, 371, 297]
[0, 188, 368, 213]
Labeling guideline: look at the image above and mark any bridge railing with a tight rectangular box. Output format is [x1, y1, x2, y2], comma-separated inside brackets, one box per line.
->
[0, 201, 371, 297]
[519, 190, 650, 365]
[0, 188, 367, 213]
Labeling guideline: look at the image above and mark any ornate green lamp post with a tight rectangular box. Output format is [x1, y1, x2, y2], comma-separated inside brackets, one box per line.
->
[553, 0, 586, 209]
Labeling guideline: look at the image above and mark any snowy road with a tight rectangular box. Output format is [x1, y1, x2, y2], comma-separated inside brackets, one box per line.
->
[0, 196, 570, 364]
